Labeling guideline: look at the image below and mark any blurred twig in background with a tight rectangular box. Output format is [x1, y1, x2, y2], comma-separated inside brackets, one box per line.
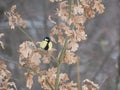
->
[116, 22, 120, 90]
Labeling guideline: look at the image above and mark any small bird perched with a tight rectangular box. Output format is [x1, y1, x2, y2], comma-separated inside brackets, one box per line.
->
[40, 37, 52, 50]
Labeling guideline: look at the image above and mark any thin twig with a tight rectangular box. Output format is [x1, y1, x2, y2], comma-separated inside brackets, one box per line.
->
[99, 76, 109, 89]
[17, 26, 36, 45]
[0, 54, 18, 65]
[55, 37, 68, 90]
[92, 42, 118, 81]
[69, 0, 74, 19]
[77, 60, 81, 90]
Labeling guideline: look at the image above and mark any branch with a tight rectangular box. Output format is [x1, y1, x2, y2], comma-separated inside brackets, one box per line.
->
[77, 60, 81, 90]
[55, 37, 68, 90]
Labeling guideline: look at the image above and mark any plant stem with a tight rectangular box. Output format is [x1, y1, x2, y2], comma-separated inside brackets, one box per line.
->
[55, 37, 68, 90]
[77, 60, 81, 90]
[18, 26, 36, 44]
[69, 0, 74, 19]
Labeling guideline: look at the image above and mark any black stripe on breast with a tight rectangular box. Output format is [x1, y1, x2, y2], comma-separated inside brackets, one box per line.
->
[44, 42, 49, 50]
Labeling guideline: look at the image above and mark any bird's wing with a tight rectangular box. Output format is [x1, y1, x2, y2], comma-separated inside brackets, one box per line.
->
[40, 41, 48, 49]
[48, 42, 52, 50]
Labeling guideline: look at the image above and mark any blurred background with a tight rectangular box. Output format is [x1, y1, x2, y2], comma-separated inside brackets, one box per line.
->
[0, 0, 119, 90]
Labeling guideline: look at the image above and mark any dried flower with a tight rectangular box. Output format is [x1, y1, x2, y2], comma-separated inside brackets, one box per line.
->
[5, 5, 26, 29]
[56, 1, 69, 21]
[19, 41, 36, 59]
[38, 67, 57, 90]
[93, 1, 105, 14]
[17, 0, 105, 89]
[0, 33, 4, 49]
[84, 6, 95, 19]
[38, 67, 78, 90]
[63, 50, 79, 64]
[7, 82, 17, 90]
[59, 81, 77, 90]
[25, 72, 34, 89]
[0, 61, 17, 90]
[50, 0, 62, 2]
[82, 79, 99, 90]
[73, 5, 84, 15]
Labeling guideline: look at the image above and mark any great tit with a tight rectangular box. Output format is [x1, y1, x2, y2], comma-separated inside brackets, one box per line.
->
[40, 37, 52, 50]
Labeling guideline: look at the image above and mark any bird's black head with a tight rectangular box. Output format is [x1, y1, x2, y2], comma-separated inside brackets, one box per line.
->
[44, 37, 50, 42]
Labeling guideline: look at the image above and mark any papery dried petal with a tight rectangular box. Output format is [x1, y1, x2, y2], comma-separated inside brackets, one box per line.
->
[25, 72, 34, 89]
[38, 67, 57, 90]
[0, 33, 4, 38]
[19, 41, 36, 59]
[29, 52, 41, 66]
[0, 61, 17, 90]
[68, 41, 79, 52]
[82, 79, 99, 90]
[59, 73, 69, 84]
[63, 50, 79, 64]
[11, 5, 16, 11]
[0, 41, 5, 49]
[7, 82, 17, 90]
[59, 81, 77, 90]
[48, 16, 56, 24]
[58, 36, 65, 45]
[93, 0, 105, 14]
[84, 6, 95, 19]
[65, 29, 73, 37]
[5, 5, 26, 29]
[73, 5, 84, 14]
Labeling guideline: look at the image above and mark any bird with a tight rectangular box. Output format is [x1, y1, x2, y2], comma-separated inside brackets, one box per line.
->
[40, 37, 52, 50]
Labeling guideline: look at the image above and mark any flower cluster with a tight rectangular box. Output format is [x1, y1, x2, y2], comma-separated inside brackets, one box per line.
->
[18, 41, 55, 66]
[50, 0, 105, 64]
[4, 0, 105, 89]
[18, 41, 55, 89]
[38, 67, 77, 90]
[0, 61, 17, 90]
[4, 5, 26, 29]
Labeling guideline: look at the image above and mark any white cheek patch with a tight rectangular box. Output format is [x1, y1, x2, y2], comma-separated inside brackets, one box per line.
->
[45, 39, 48, 41]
